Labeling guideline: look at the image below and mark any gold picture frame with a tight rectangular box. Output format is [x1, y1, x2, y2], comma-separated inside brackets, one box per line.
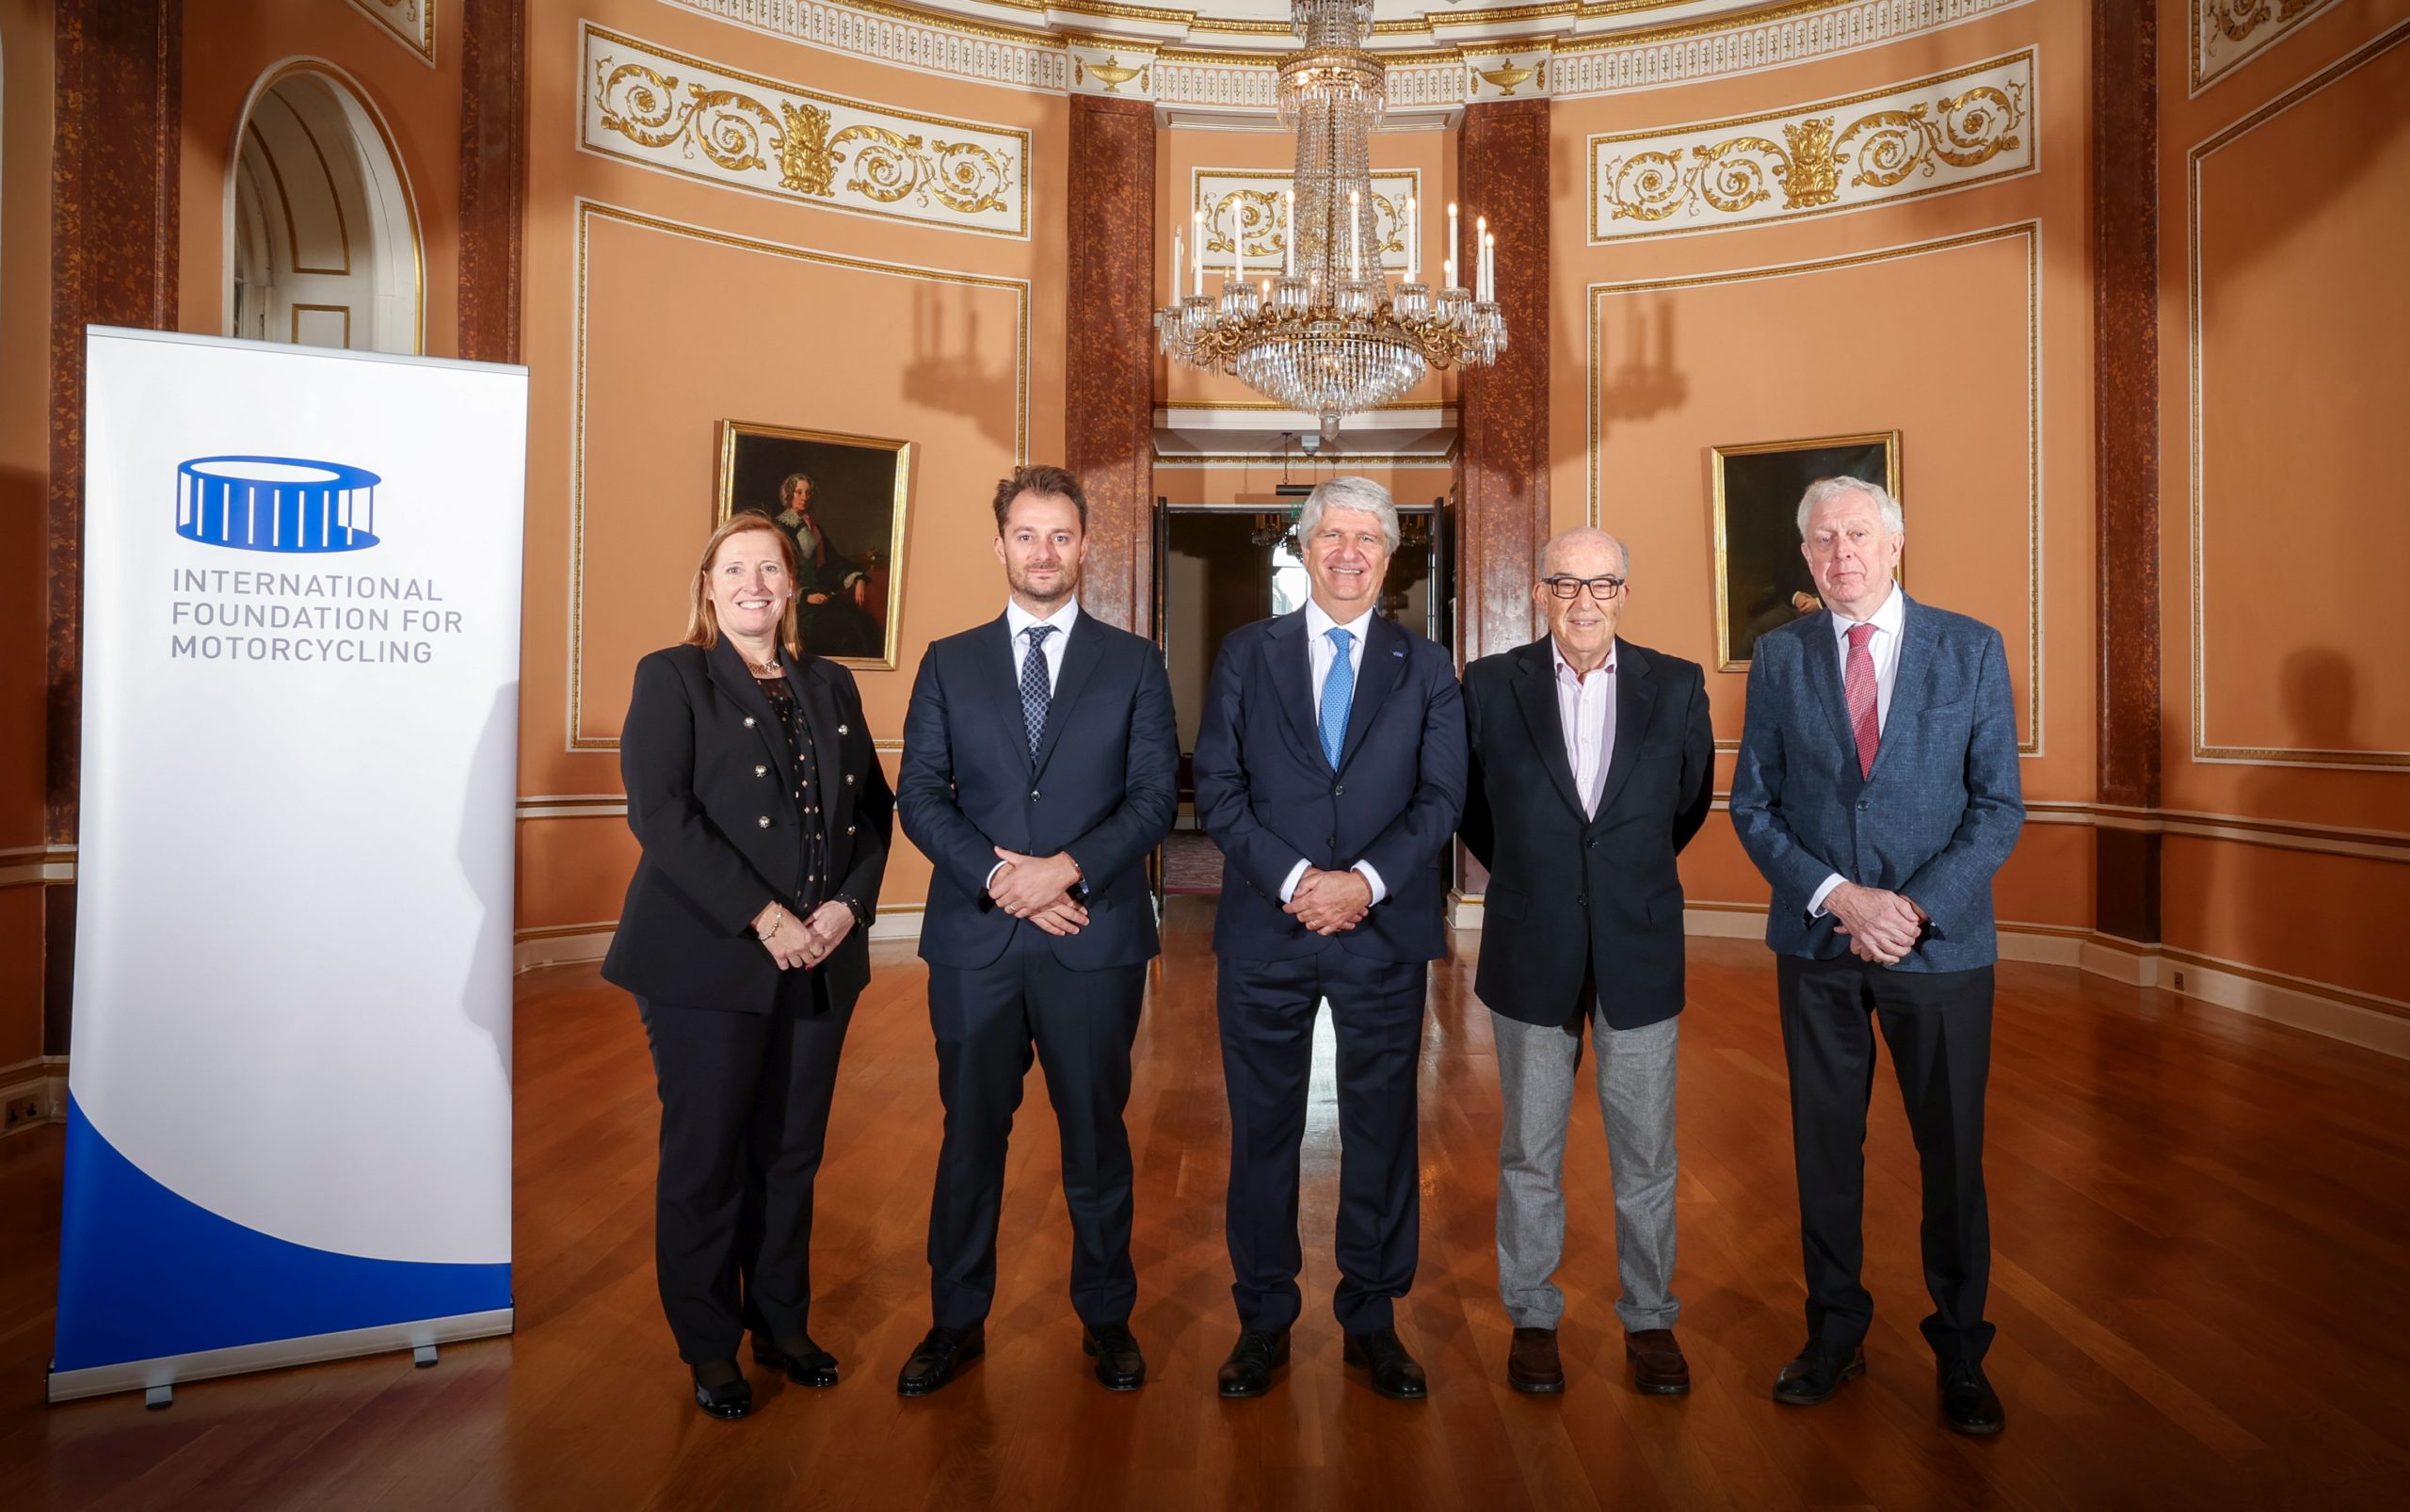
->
[715, 420, 913, 671]
[1711, 430, 1902, 671]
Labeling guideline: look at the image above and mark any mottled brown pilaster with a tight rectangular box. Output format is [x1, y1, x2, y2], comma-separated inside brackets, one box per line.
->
[1456, 98, 1550, 665]
[1064, 94, 1154, 635]
[458, 0, 527, 364]
[2094, 0, 2161, 941]
[45, 0, 180, 1056]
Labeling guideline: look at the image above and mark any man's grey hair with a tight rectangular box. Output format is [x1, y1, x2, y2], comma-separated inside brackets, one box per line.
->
[1542, 525, 1631, 578]
[1297, 475, 1400, 553]
[1795, 475, 1904, 539]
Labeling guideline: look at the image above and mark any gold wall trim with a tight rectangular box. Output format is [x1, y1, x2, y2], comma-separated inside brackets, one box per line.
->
[583, 23, 1031, 239]
[345, 0, 438, 66]
[2186, 19, 2410, 769]
[0, 844, 77, 890]
[1589, 221, 2042, 755]
[1589, 50, 2033, 243]
[2191, 0, 2345, 94]
[569, 199, 1031, 753]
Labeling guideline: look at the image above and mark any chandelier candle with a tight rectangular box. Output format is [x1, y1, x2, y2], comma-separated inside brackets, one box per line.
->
[1153, 0, 1505, 445]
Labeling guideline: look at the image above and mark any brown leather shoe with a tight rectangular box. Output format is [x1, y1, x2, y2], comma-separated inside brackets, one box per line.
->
[1506, 1327, 1564, 1394]
[1625, 1329, 1691, 1395]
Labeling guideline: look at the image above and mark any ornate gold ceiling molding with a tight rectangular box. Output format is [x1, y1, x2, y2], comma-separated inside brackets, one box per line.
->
[345, 0, 436, 65]
[654, 0, 2029, 104]
[1589, 49, 2032, 241]
[1190, 167, 1422, 267]
[581, 23, 1030, 237]
[2191, 0, 2343, 94]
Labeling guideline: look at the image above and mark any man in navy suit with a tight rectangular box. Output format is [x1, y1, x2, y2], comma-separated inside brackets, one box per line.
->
[894, 465, 1178, 1395]
[1728, 476, 2023, 1436]
[1194, 475, 1468, 1401]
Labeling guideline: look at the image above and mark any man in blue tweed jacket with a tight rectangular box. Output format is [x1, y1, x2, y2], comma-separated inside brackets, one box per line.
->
[1728, 476, 2023, 1437]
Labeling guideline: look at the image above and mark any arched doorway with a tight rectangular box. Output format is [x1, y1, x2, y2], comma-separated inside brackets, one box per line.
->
[228, 65, 421, 354]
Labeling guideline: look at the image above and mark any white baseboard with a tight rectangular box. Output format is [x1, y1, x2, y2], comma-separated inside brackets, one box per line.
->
[869, 906, 922, 942]
[0, 1055, 69, 1136]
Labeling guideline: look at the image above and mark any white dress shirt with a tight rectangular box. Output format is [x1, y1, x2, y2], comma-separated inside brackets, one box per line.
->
[1551, 636, 1616, 818]
[1279, 598, 1388, 906]
[1808, 584, 1906, 917]
[987, 597, 1083, 892]
[1004, 595, 1080, 692]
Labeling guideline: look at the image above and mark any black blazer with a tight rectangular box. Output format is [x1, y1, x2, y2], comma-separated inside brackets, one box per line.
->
[896, 610, 1178, 972]
[1193, 609, 1467, 963]
[602, 640, 893, 1014]
[1460, 636, 1713, 1030]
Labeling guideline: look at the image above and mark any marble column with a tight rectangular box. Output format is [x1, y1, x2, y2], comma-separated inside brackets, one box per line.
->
[458, 0, 527, 364]
[1455, 97, 1550, 665]
[1064, 94, 1155, 635]
[2094, 0, 2161, 942]
[47, 1, 182, 1054]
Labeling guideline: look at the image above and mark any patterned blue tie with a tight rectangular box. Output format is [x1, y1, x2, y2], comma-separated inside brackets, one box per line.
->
[1319, 626, 1356, 770]
[1020, 623, 1057, 758]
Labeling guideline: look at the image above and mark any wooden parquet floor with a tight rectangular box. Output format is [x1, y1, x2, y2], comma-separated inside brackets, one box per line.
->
[4, 898, 2407, 1510]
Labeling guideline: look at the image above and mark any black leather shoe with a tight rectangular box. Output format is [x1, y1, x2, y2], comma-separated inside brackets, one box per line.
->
[1342, 1326, 1428, 1400]
[691, 1359, 753, 1420]
[1083, 1322, 1146, 1391]
[1939, 1359, 2005, 1435]
[895, 1324, 985, 1397]
[752, 1332, 840, 1388]
[1773, 1341, 1866, 1406]
[1216, 1328, 1291, 1398]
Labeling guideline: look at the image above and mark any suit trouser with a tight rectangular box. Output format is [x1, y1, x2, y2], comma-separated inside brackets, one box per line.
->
[638, 981, 852, 1364]
[1776, 954, 1996, 1362]
[1218, 941, 1427, 1335]
[1491, 1005, 1680, 1333]
[926, 931, 1147, 1331]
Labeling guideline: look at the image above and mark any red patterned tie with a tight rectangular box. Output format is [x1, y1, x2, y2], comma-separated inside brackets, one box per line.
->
[1843, 621, 1881, 778]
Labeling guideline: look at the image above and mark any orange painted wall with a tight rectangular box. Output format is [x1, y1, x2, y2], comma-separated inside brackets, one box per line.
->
[176, 0, 465, 356]
[2156, 0, 2410, 1004]
[1548, 3, 2096, 927]
[515, 0, 1069, 927]
[0, 0, 55, 1066]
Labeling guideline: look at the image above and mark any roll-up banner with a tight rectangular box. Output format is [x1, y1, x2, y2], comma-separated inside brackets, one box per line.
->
[50, 329, 529, 1404]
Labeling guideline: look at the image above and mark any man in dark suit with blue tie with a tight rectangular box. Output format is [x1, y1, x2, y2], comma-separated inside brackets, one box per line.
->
[1194, 475, 1468, 1401]
[1729, 476, 2023, 1436]
[893, 465, 1179, 1396]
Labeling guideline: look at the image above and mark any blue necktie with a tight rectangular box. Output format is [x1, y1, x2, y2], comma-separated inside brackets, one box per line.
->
[1020, 623, 1057, 758]
[1319, 626, 1356, 770]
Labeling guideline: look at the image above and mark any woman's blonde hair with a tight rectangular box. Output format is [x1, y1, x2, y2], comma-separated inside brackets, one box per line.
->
[683, 513, 803, 657]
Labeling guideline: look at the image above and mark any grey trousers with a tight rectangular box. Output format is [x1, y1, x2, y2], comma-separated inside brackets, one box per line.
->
[1492, 1006, 1680, 1333]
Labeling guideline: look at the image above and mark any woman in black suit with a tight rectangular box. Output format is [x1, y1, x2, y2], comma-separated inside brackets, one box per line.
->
[602, 512, 893, 1420]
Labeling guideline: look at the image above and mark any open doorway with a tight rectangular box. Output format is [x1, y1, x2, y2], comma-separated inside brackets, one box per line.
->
[1152, 496, 1451, 898]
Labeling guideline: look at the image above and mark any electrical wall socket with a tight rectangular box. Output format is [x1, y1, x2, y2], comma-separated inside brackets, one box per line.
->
[2172, 970, 2187, 991]
[3, 1097, 40, 1131]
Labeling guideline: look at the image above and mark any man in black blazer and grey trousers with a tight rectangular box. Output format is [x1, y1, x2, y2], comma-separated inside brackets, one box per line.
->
[1460, 526, 1713, 1398]
[893, 465, 1178, 1395]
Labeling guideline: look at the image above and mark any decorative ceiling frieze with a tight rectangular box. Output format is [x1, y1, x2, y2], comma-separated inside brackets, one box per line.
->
[2191, 0, 2342, 93]
[655, 0, 2034, 106]
[347, 0, 437, 64]
[1589, 49, 2033, 241]
[582, 24, 1030, 236]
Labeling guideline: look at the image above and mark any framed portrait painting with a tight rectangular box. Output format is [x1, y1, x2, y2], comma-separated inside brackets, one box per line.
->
[1711, 430, 1901, 670]
[716, 420, 912, 670]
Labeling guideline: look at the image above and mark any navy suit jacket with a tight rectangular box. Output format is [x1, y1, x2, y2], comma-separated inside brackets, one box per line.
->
[1193, 609, 1468, 963]
[896, 609, 1179, 972]
[1727, 593, 2024, 971]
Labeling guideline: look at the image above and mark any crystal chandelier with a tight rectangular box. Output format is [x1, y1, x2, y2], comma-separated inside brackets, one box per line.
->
[1156, 0, 1506, 446]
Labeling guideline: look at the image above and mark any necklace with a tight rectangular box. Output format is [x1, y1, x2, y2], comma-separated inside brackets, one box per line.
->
[741, 648, 780, 677]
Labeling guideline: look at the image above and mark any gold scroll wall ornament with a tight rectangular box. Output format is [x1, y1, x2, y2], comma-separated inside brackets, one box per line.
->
[1193, 170, 1420, 268]
[583, 24, 1027, 237]
[1589, 52, 2034, 242]
[2194, 0, 2339, 91]
[346, 0, 436, 64]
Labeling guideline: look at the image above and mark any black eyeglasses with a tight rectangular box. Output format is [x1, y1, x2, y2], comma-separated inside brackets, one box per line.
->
[1541, 574, 1626, 601]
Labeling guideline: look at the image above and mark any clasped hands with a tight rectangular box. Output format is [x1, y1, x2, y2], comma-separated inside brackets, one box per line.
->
[1286, 866, 1372, 936]
[754, 900, 856, 971]
[1828, 882, 1928, 965]
[989, 848, 1089, 936]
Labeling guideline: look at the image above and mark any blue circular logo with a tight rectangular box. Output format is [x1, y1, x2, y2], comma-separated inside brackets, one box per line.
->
[175, 456, 383, 554]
